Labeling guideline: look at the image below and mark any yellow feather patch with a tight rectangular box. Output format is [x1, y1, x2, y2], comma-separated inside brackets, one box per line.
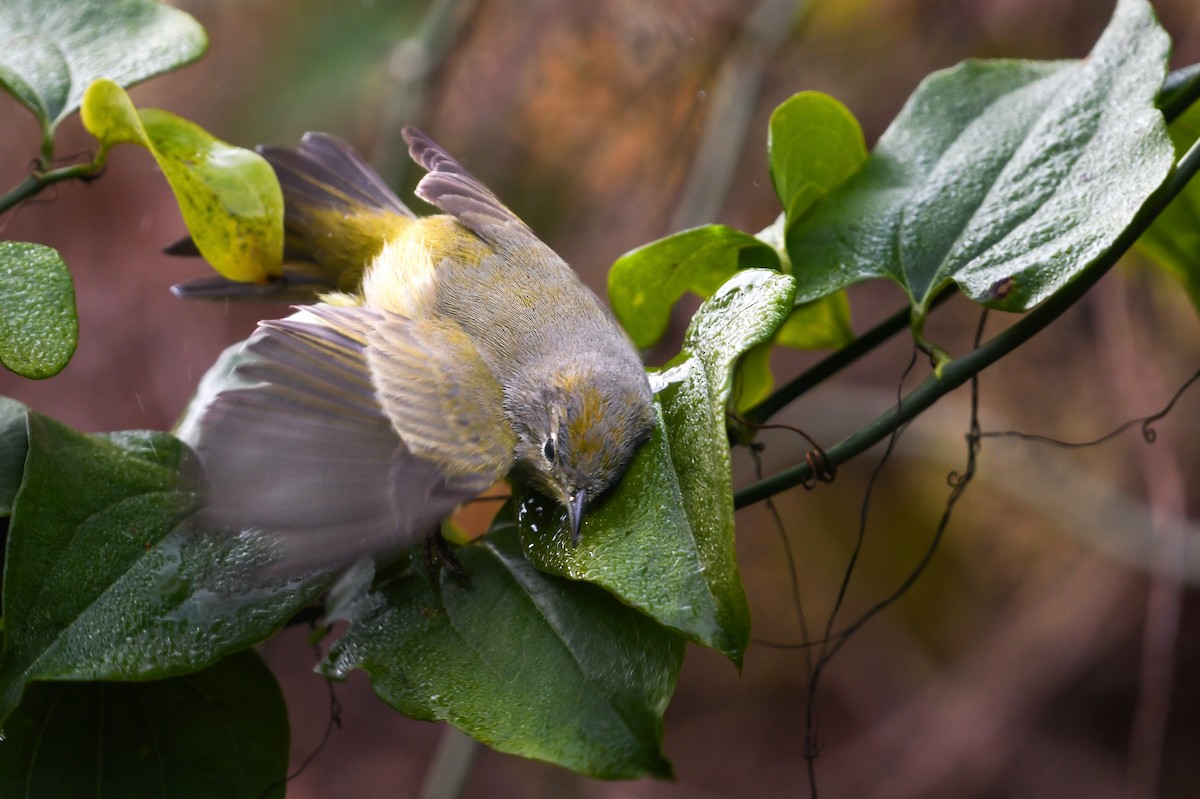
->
[301, 206, 412, 291]
[360, 216, 488, 316]
[317, 290, 364, 307]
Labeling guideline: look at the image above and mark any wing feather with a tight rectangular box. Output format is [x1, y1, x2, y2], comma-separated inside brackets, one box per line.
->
[402, 126, 534, 242]
[192, 305, 497, 576]
[261, 132, 413, 219]
[366, 314, 517, 479]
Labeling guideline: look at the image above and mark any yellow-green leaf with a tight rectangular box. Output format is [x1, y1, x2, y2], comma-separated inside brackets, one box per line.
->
[81, 79, 283, 283]
[769, 90, 868, 227]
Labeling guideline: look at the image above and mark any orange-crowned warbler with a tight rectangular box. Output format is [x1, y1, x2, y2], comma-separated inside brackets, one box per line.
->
[191, 128, 655, 573]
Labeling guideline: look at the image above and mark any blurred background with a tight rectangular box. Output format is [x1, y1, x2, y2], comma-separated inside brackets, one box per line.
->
[2, 0, 1199, 796]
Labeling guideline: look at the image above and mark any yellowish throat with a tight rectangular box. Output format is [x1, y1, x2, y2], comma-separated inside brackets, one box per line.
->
[193, 128, 655, 573]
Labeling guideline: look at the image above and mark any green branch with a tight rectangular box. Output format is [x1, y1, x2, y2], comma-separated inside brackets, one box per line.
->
[734, 134, 1200, 508]
[0, 157, 106, 215]
[1159, 63, 1200, 122]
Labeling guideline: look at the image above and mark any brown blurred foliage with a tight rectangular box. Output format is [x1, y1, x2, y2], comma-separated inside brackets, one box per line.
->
[2, 0, 1199, 797]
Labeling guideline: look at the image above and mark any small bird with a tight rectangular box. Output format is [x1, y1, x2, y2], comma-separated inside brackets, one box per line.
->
[191, 128, 655, 575]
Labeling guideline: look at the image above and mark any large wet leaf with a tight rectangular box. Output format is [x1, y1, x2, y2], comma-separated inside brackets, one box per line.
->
[519, 270, 797, 665]
[786, 0, 1174, 326]
[0, 413, 326, 722]
[0, 398, 29, 516]
[1136, 100, 1200, 313]
[321, 526, 683, 780]
[0, 242, 77, 379]
[81, 79, 283, 284]
[0, 0, 206, 133]
[0, 649, 288, 799]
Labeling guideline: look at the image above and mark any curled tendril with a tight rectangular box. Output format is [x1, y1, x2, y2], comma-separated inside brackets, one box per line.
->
[728, 412, 837, 490]
[803, 446, 837, 489]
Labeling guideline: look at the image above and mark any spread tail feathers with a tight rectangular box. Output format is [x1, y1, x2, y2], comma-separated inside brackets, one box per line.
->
[169, 133, 417, 301]
[257, 133, 416, 293]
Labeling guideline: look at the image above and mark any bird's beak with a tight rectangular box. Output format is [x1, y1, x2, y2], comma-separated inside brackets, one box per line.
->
[567, 491, 587, 546]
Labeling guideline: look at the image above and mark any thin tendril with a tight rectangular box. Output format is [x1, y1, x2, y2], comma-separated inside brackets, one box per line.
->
[980, 366, 1200, 447]
[801, 310, 989, 797]
[732, 413, 837, 488]
[802, 346, 918, 797]
[747, 446, 815, 684]
[258, 625, 343, 798]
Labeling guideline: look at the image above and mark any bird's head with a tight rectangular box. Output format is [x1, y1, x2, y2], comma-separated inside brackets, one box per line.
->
[511, 363, 655, 543]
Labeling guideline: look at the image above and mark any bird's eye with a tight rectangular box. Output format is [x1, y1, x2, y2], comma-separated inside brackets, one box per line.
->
[542, 436, 556, 464]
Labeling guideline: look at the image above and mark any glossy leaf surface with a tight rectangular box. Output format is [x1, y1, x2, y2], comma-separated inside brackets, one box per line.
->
[0, 0, 205, 132]
[321, 527, 683, 779]
[786, 0, 1174, 324]
[0, 650, 288, 799]
[0, 413, 325, 721]
[521, 270, 796, 664]
[0, 242, 77, 379]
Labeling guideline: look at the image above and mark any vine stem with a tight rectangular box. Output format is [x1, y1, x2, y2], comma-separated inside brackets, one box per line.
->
[744, 288, 949, 424]
[734, 133, 1200, 508]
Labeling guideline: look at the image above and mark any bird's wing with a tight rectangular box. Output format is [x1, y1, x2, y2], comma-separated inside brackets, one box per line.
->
[402, 126, 537, 244]
[192, 304, 499, 577]
[261, 132, 413, 218]
[360, 309, 518, 479]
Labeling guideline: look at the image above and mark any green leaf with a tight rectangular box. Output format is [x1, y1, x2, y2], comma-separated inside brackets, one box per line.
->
[520, 270, 797, 664]
[607, 92, 864, 363]
[81, 79, 284, 284]
[777, 292, 854, 350]
[786, 0, 1174, 325]
[321, 526, 682, 780]
[0, 398, 29, 516]
[676, 270, 799, 406]
[0, 242, 78, 379]
[0, 0, 206, 134]
[733, 341, 777, 413]
[1136, 100, 1200, 313]
[730, 287, 857, 412]
[727, 285, 855, 415]
[0, 413, 326, 721]
[608, 225, 780, 348]
[769, 90, 868, 228]
[514, 418, 733, 652]
[0, 650, 288, 799]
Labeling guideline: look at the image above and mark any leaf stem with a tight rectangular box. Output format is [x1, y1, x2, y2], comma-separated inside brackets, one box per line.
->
[744, 287, 953, 424]
[39, 121, 56, 166]
[734, 134, 1200, 508]
[0, 158, 105, 215]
